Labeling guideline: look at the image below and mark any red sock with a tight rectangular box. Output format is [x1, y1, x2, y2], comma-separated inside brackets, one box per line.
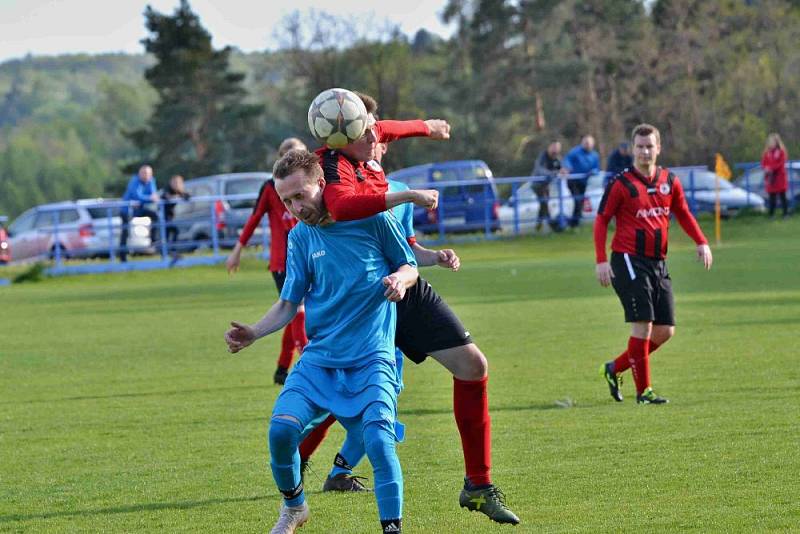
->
[299, 414, 337, 461]
[291, 311, 308, 352]
[627, 337, 651, 395]
[277, 326, 294, 369]
[453, 376, 492, 487]
[613, 340, 660, 373]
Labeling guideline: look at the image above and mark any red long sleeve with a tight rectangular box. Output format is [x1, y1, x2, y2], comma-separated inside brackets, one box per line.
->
[323, 183, 387, 221]
[671, 180, 708, 245]
[593, 213, 611, 263]
[238, 185, 270, 245]
[376, 119, 430, 143]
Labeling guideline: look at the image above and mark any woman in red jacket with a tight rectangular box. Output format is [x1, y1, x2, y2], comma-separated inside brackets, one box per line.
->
[761, 133, 789, 218]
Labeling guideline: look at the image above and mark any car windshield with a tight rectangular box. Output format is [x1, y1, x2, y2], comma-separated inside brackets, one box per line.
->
[225, 178, 264, 209]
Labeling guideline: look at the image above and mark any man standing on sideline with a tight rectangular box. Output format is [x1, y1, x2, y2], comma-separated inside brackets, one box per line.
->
[120, 165, 159, 262]
[594, 123, 713, 404]
[563, 135, 600, 228]
[224, 150, 418, 534]
[226, 137, 308, 385]
[531, 140, 567, 232]
[606, 142, 633, 177]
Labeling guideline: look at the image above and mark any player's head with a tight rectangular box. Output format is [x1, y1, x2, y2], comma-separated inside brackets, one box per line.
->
[339, 92, 378, 162]
[580, 135, 595, 151]
[273, 149, 327, 225]
[631, 123, 661, 169]
[278, 137, 307, 157]
[138, 165, 153, 182]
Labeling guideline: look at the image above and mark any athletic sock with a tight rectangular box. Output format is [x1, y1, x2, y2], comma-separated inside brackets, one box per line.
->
[453, 376, 492, 487]
[298, 414, 336, 461]
[268, 418, 305, 507]
[277, 325, 295, 369]
[381, 518, 402, 533]
[613, 340, 660, 373]
[627, 337, 651, 395]
[329, 452, 356, 478]
[363, 421, 403, 522]
[291, 310, 308, 352]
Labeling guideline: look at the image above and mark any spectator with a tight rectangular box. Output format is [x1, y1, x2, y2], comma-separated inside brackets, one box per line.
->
[531, 141, 566, 231]
[563, 135, 600, 227]
[120, 165, 159, 262]
[761, 133, 789, 219]
[163, 174, 190, 247]
[606, 142, 633, 176]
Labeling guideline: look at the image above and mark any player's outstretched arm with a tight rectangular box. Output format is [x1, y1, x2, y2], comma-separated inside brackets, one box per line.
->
[424, 119, 451, 140]
[411, 243, 460, 271]
[224, 299, 298, 353]
[696, 244, 713, 270]
[382, 264, 419, 302]
[385, 189, 438, 211]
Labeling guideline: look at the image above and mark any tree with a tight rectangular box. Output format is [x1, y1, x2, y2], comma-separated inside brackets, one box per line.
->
[127, 0, 267, 178]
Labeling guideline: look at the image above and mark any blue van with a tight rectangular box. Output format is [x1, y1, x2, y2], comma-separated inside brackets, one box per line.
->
[386, 160, 501, 234]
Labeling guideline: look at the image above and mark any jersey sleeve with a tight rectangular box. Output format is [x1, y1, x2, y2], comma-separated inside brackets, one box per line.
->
[238, 183, 271, 246]
[321, 150, 386, 221]
[279, 228, 311, 304]
[593, 179, 624, 263]
[387, 181, 416, 241]
[375, 213, 418, 272]
[670, 178, 708, 245]
[375, 120, 430, 144]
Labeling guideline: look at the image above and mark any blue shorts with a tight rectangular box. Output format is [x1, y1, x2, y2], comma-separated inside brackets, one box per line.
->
[273, 357, 401, 440]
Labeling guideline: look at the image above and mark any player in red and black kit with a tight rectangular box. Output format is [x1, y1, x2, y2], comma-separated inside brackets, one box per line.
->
[297, 93, 519, 525]
[226, 138, 309, 385]
[594, 123, 713, 404]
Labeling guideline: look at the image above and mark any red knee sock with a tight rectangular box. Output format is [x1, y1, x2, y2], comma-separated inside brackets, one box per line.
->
[277, 326, 295, 369]
[453, 376, 492, 487]
[299, 414, 337, 461]
[613, 340, 660, 373]
[627, 337, 651, 395]
[291, 310, 308, 352]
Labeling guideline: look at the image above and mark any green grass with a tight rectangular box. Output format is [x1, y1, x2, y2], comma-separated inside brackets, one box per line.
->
[1, 215, 799, 533]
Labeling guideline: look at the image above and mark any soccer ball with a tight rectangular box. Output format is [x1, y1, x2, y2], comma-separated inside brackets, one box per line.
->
[307, 88, 369, 149]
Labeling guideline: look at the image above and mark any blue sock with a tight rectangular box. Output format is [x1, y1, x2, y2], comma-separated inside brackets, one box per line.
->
[363, 420, 402, 521]
[269, 417, 305, 507]
[329, 430, 366, 478]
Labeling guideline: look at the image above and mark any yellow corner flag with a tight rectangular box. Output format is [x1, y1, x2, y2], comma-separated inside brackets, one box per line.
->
[715, 153, 732, 180]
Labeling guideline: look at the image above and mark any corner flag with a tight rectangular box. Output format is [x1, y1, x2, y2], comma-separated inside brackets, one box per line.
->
[715, 153, 732, 180]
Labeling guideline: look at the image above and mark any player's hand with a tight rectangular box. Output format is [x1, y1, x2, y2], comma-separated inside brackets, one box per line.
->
[424, 119, 451, 140]
[436, 249, 460, 271]
[225, 251, 241, 274]
[382, 275, 406, 302]
[412, 189, 439, 210]
[596, 262, 614, 287]
[697, 244, 713, 270]
[225, 321, 256, 353]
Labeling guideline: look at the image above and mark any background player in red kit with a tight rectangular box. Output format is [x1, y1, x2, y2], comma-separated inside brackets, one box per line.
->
[301, 93, 519, 525]
[226, 138, 309, 385]
[594, 123, 713, 404]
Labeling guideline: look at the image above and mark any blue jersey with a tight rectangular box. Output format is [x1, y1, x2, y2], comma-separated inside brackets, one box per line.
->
[564, 145, 600, 175]
[387, 180, 415, 240]
[280, 212, 417, 368]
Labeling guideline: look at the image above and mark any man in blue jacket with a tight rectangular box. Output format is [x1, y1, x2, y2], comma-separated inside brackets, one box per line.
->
[120, 165, 159, 261]
[563, 135, 600, 228]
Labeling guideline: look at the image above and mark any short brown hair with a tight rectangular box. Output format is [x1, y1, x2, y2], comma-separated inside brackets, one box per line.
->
[272, 149, 323, 182]
[277, 137, 307, 157]
[354, 91, 378, 115]
[631, 123, 661, 146]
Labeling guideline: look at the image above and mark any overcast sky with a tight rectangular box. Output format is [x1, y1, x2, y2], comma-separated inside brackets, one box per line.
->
[0, 0, 455, 63]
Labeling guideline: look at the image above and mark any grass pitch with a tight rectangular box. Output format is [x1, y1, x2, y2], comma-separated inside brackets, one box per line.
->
[1, 215, 799, 533]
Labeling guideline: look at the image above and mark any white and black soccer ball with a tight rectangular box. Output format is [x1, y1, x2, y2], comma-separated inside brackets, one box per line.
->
[307, 88, 369, 149]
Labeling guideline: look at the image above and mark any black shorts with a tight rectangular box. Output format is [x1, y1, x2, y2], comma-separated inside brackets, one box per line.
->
[396, 277, 473, 364]
[271, 270, 286, 293]
[610, 252, 675, 325]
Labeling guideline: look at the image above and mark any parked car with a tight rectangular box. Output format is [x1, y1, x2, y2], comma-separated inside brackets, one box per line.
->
[387, 160, 501, 234]
[5, 200, 152, 262]
[170, 172, 270, 247]
[733, 162, 800, 204]
[498, 172, 606, 233]
[0, 216, 9, 264]
[672, 168, 766, 215]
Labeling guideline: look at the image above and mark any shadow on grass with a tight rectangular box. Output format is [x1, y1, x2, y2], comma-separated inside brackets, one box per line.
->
[1, 384, 270, 405]
[0, 494, 275, 523]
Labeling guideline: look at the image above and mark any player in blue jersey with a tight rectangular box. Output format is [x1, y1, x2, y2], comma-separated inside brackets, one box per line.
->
[224, 149, 418, 534]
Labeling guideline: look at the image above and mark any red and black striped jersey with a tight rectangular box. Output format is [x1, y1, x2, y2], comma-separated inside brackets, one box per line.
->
[593, 166, 707, 263]
[238, 180, 296, 272]
[317, 119, 430, 221]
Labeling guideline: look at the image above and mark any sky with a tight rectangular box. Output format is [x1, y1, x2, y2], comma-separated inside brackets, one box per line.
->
[0, 0, 456, 63]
